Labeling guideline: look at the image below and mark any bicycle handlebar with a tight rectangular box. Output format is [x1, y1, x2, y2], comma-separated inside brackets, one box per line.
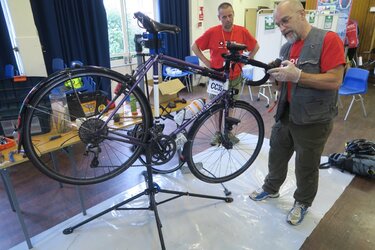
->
[242, 57, 282, 86]
[222, 42, 282, 86]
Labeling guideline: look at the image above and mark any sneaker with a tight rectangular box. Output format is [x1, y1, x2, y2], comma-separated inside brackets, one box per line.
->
[249, 188, 280, 201]
[228, 132, 240, 144]
[286, 201, 308, 226]
[210, 132, 221, 146]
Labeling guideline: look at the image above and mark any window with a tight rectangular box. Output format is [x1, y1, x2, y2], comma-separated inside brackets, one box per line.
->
[0, 0, 24, 74]
[103, 0, 155, 67]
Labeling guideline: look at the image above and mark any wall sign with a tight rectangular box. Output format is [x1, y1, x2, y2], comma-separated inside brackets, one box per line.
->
[264, 16, 275, 30]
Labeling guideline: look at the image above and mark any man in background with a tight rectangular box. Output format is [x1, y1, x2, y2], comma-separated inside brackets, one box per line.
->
[191, 2, 259, 145]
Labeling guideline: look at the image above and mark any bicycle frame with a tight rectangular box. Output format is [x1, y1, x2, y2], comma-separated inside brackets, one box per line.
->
[96, 52, 232, 148]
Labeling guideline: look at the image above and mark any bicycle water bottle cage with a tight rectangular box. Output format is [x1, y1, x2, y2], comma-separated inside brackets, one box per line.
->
[134, 12, 181, 34]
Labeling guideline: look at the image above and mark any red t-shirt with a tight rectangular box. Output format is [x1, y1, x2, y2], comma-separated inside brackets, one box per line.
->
[287, 31, 345, 102]
[194, 25, 257, 80]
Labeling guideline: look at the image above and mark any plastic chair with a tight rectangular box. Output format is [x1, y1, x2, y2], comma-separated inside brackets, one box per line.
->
[162, 65, 192, 92]
[52, 58, 66, 72]
[185, 55, 203, 90]
[338, 67, 369, 120]
[242, 65, 273, 107]
[241, 65, 254, 101]
[257, 82, 273, 108]
[5, 64, 14, 78]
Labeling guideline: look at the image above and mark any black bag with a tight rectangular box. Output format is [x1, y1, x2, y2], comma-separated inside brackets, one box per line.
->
[320, 139, 375, 179]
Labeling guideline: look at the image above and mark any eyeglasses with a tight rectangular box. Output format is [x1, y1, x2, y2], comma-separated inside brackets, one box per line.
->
[275, 15, 292, 27]
[275, 10, 302, 28]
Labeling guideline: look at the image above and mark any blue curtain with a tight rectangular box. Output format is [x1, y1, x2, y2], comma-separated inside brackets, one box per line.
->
[30, 0, 110, 73]
[0, 4, 17, 78]
[158, 0, 190, 60]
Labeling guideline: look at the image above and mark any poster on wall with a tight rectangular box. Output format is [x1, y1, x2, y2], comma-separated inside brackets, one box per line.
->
[316, 0, 353, 41]
[308, 11, 316, 23]
[264, 16, 275, 30]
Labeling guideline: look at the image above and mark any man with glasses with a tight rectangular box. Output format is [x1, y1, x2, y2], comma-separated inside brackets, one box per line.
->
[191, 2, 259, 145]
[249, 0, 345, 225]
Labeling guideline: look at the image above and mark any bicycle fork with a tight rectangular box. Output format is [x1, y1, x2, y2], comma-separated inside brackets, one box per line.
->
[220, 97, 241, 149]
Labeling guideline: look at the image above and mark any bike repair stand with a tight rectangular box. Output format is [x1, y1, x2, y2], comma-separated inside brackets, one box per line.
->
[63, 146, 233, 250]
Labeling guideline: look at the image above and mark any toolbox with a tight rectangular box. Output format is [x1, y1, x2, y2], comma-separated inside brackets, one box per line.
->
[0, 77, 51, 137]
[66, 90, 108, 120]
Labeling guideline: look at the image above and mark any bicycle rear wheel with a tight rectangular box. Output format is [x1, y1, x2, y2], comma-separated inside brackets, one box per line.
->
[184, 101, 264, 183]
[21, 66, 152, 185]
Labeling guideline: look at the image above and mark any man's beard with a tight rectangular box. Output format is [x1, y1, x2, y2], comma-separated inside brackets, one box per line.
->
[224, 22, 233, 30]
[285, 31, 299, 44]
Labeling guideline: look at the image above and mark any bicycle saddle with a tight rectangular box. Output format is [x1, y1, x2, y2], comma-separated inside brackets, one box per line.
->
[134, 12, 181, 34]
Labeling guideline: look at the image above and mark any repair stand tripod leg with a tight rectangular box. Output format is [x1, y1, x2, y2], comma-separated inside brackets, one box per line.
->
[63, 146, 233, 250]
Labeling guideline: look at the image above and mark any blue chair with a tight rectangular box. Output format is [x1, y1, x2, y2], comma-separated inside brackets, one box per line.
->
[162, 65, 191, 92]
[241, 65, 254, 101]
[52, 58, 66, 72]
[185, 55, 202, 90]
[5, 64, 14, 78]
[338, 67, 369, 120]
[185, 55, 199, 66]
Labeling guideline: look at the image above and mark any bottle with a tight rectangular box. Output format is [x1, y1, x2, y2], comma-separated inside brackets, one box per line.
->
[49, 91, 71, 133]
[174, 99, 205, 126]
[130, 95, 138, 115]
[12, 128, 18, 147]
[175, 132, 187, 151]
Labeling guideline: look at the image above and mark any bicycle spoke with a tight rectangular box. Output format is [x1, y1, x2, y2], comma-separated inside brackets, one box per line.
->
[22, 67, 152, 185]
[185, 101, 264, 183]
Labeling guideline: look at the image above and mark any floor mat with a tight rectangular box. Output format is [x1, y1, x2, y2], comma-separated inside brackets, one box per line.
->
[12, 138, 353, 250]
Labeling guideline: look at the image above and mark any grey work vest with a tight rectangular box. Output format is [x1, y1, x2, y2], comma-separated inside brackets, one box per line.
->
[275, 27, 338, 125]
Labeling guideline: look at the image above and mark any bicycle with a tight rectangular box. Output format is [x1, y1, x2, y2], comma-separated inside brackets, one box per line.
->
[18, 12, 278, 186]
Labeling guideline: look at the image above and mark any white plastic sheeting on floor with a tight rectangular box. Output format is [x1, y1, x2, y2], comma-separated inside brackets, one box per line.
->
[12, 138, 354, 250]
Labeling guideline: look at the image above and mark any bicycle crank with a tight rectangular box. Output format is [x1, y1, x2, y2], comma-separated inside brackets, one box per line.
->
[150, 135, 176, 165]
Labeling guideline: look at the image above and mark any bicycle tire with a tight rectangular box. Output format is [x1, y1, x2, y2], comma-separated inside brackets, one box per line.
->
[22, 66, 152, 185]
[184, 100, 264, 183]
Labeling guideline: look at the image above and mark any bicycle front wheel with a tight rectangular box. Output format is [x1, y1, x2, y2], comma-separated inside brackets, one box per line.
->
[22, 66, 152, 185]
[184, 101, 264, 183]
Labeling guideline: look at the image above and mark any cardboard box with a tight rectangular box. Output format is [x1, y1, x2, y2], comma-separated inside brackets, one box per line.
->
[149, 79, 186, 104]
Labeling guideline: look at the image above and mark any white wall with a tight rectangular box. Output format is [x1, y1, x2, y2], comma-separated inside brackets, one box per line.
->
[7, 0, 47, 76]
[232, 0, 274, 26]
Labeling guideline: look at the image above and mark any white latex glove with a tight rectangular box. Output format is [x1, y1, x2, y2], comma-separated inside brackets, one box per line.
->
[263, 68, 276, 83]
[267, 60, 302, 83]
[268, 73, 276, 83]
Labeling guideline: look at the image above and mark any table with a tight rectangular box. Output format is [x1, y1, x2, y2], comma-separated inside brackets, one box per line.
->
[0, 97, 189, 249]
[0, 141, 87, 249]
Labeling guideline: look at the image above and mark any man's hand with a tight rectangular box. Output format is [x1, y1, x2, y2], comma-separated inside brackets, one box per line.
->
[267, 60, 301, 83]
